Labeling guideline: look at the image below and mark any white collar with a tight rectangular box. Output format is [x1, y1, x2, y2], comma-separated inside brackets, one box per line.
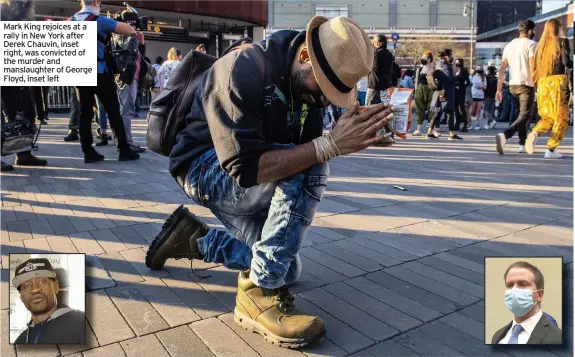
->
[511, 310, 542, 336]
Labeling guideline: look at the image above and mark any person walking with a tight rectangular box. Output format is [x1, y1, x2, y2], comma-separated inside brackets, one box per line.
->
[157, 48, 182, 89]
[454, 59, 471, 132]
[427, 49, 462, 140]
[495, 20, 537, 155]
[470, 65, 487, 130]
[413, 51, 434, 136]
[366, 34, 393, 105]
[483, 65, 498, 129]
[525, 19, 572, 159]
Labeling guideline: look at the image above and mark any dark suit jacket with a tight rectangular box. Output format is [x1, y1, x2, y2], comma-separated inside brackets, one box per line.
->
[492, 314, 563, 345]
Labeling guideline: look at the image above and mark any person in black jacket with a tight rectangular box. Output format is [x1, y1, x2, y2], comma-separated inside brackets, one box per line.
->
[483, 66, 498, 129]
[427, 49, 462, 140]
[146, 16, 396, 348]
[391, 61, 401, 87]
[366, 34, 394, 105]
[454, 58, 471, 131]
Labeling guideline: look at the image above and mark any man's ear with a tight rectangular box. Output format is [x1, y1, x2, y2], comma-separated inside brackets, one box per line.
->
[53, 280, 59, 295]
[536, 289, 544, 303]
[298, 47, 311, 65]
[20, 293, 25, 305]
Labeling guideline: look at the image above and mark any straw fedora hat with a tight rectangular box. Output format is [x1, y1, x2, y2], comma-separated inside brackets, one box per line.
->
[306, 16, 373, 108]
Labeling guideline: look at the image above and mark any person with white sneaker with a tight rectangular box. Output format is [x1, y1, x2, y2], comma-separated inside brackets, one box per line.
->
[483, 66, 498, 130]
[525, 19, 572, 159]
[413, 51, 435, 136]
[495, 20, 537, 155]
[470, 65, 487, 130]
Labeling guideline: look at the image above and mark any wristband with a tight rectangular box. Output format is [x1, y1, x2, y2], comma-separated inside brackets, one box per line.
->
[312, 133, 341, 163]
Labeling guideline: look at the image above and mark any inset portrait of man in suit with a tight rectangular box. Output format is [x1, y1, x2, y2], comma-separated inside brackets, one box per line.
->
[485, 257, 563, 345]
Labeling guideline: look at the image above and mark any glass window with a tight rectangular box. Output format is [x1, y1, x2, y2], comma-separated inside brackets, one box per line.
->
[314, 5, 349, 19]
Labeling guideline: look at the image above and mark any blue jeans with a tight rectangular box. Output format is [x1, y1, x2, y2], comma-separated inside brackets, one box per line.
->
[182, 148, 329, 289]
[95, 95, 108, 131]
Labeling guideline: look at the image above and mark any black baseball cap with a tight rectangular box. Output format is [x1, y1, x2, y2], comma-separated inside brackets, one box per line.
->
[12, 258, 57, 290]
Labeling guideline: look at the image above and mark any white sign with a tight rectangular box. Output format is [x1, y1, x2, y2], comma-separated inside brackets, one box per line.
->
[0, 21, 97, 86]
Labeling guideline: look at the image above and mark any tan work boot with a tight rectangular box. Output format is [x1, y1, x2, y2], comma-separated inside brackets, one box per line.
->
[234, 270, 325, 348]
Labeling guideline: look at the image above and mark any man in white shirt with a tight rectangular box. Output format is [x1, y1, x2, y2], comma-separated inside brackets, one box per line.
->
[491, 261, 562, 345]
[495, 20, 537, 155]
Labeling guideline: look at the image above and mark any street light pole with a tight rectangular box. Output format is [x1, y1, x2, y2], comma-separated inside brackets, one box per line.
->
[464, 1, 475, 68]
[470, 1, 474, 68]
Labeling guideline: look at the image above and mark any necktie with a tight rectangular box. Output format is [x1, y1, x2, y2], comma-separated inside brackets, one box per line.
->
[508, 324, 524, 344]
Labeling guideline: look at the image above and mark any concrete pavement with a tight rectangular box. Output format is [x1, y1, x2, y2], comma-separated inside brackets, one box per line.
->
[1, 115, 573, 357]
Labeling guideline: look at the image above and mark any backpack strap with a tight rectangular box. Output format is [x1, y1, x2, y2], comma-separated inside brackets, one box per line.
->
[83, 14, 108, 45]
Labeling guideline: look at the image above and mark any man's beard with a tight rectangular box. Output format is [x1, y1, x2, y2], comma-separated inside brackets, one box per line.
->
[26, 293, 54, 315]
[292, 66, 313, 99]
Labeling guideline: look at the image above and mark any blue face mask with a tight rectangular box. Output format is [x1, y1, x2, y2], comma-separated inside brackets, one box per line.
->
[505, 288, 540, 317]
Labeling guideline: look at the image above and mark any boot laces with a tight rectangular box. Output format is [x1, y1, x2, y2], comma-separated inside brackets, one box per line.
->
[171, 256, 211, 279]
[273, 286, 295, 312]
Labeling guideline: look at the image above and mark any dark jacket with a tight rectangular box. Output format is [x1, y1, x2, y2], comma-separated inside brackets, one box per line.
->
[432, 63, 457, 111]
[491, 314, 563, 345]
[485, 74, 498, 99]
[432, 65, 456, 91]
[14, 308, 86, 344]
[368, 46, 394, 90]
[169, 30, 323, 188]
[455, 68, 470, 95]
[391, 62, 401, 87]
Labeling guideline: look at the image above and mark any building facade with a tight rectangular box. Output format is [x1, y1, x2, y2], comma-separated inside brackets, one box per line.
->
[476, 2, 573, 70]
[267, 0, 478, 64]
[476, 1, 538, 35]
[267, 0, 476, 39]
[35, 0, 268, 59]
[477, 2, 573, 43]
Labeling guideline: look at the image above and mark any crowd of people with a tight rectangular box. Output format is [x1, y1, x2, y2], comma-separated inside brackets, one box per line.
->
[367, 19, 572, 158]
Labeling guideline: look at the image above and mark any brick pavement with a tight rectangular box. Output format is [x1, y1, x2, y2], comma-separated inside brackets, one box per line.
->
[1, 115, 573, 356]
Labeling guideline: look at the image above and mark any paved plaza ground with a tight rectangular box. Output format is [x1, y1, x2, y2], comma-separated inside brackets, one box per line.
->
[1, 114, 573, 357]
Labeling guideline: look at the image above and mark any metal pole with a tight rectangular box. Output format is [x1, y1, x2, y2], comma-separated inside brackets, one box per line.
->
[470, 1, 474, 68]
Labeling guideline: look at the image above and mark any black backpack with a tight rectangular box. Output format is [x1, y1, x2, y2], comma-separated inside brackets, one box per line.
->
[146, 42, 265, 156]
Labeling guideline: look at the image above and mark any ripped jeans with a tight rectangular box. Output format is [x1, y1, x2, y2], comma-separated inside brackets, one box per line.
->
[182, 147, 329, 289]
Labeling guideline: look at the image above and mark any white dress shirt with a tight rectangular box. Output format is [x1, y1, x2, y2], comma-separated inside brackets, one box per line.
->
[499, 310, 543, 344]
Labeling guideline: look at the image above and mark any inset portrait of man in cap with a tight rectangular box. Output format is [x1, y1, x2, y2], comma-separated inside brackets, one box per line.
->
[11, 257, 86, 344]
